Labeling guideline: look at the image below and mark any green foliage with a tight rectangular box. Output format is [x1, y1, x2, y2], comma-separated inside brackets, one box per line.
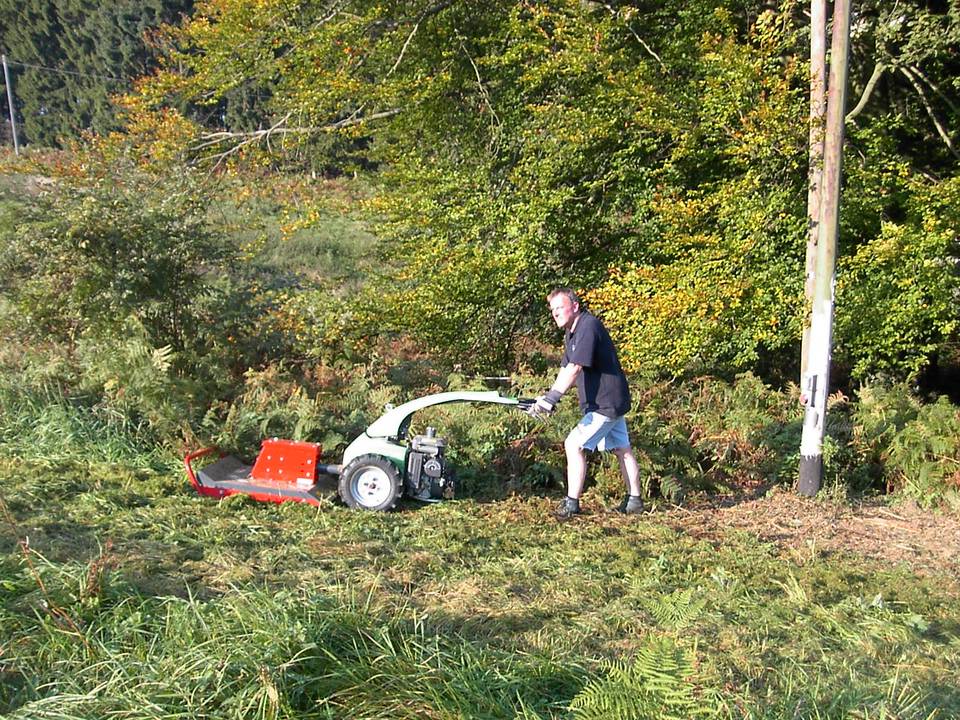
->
[836, 171, 960, 381]
[0, 572, 577, 719]
[360, 0, 725, 370]
[570, 636, 718, 719]
[198, 363, 383, 458]
[642, 587, 709, 630]
[846, 0, 960, 172]
[0, 170, 224, 350]
[850, 383, 923, 486]
[76, 316, 187, 441]
[587, 8, 808, 378]
[125, 0, 960, 385]
[135, 1, 800, 373]
[0, 0, 194, 147]
[0, 381, 167, 465]
[0, 162, 288, 441]
[619, 373, 801, 499]
[886, 397, 960, 510]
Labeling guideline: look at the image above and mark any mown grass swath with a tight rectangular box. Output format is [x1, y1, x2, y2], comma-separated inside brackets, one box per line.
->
[1, 431, 958, 718]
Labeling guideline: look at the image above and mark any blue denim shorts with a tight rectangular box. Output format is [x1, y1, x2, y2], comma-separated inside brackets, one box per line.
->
[566, 412, 631, 452]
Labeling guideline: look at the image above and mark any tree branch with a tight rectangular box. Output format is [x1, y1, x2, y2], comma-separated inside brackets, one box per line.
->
[459, 35, 501, 143]
[387, 21, 420, 77]
[907, 64, 960, 118]
[601, 3, 666, 72]
[900, 65, 960, 159]
[192, 109, 402, 169]
[370, 0, 456, 34]
[844, 62, 886, 123]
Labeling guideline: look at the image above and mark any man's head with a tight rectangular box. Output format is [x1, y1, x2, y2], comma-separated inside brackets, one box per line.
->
[547, 288, 581, 330]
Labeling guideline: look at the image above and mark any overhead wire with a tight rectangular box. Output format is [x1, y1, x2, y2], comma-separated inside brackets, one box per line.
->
[3, 57, 127, 85]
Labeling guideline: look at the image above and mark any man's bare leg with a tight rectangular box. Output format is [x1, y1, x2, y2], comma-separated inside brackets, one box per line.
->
[614, 446, 642, 496]
[564, 434, 588, 498]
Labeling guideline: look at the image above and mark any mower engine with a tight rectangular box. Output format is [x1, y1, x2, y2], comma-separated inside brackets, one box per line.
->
[406, 427, 454, 501]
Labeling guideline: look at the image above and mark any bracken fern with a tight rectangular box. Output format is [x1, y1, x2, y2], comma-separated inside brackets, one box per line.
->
[569, 635, 719, 720]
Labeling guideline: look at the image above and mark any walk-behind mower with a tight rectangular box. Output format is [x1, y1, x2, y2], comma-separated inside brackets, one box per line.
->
[185, 391, 535, 512]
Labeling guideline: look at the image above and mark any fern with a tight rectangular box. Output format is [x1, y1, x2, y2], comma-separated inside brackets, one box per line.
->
[75, 316, 185, 438]
[658, 474, 687, 505]
[642, 587, 708, 629]
[570, 636, 717, 720]
[887, 397, 960, 508]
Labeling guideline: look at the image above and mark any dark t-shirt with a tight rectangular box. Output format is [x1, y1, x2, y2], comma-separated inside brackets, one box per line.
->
[562, 311, 631, 417]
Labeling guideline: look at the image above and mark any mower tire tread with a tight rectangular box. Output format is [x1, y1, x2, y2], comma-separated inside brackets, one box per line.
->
[339, 454, 403, 511]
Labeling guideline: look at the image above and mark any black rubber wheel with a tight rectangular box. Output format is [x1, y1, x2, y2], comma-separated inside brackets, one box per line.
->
[338, 454, 402, 511]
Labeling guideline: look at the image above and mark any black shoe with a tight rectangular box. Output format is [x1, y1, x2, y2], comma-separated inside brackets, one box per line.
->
[614, 495, 645, 514]
[554, 496, 581, 520]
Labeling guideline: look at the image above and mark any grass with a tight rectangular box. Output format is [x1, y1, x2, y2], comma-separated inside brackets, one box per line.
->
[1, 442, 959, 718]
[1, 167, 958, 718]
[206, 177, 378, 290]
[1, 362, 959, 718]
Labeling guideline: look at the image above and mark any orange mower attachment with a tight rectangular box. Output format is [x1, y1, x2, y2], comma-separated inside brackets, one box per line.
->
[184, 438, 338, 507]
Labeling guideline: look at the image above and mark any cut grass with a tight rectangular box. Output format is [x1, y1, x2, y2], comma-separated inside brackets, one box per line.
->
[0, 372, 957, 718]
[1, 454, 959, 719]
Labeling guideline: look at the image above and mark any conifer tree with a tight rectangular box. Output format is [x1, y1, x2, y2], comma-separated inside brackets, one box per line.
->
[0, 0, 192, 147]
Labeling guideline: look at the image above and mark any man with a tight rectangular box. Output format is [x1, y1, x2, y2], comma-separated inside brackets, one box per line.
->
[531, 288, 644, 519]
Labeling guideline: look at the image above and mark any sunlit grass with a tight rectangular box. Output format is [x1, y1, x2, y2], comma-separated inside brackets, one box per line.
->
[2, 446, 958, 718]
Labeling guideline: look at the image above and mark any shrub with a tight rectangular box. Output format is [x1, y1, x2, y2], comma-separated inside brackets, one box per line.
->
[886, 397, 960, 509]
[0, 173, 226, 351]
[0, 166, 287, 444]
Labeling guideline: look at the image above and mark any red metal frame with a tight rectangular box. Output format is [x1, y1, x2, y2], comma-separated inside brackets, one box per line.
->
[184, 440, 325, 507]
[184, 446, 220, 493]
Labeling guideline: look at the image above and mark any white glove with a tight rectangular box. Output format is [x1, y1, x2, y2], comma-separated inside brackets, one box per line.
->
[528, 389, 563, 417]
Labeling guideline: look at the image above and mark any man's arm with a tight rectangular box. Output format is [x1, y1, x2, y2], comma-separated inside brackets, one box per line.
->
[532, 362, 582, 416]
[551, 362, 582, 396]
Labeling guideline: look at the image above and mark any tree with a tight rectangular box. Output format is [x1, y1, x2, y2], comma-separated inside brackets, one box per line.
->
[128, 0, 960, 380]
[0, 0, 193, 147]
[844, 0, 960, 169]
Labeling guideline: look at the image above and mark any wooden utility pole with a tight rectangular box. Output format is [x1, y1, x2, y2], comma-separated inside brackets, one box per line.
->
[2, 54, 19, 155]
[799, 0, 852, 496]
[801, 0, 827, 380]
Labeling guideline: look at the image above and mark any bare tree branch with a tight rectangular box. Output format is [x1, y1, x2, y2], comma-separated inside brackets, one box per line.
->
[370, 0, 457, 34]
[900, 65, 960, 159]
[459, 35, 502, 145]
[387, 21, 420, 77]
[907, 64, 960, 118]
[845, 62, 886, 123]
[192, 109, 402, 169]
[601, 3, 666, 72]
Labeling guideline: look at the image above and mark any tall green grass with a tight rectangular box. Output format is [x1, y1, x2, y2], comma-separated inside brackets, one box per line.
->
[2, 577, 578, 719]
[2, 449, 958, 718]
[0, 384, 168, 467]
